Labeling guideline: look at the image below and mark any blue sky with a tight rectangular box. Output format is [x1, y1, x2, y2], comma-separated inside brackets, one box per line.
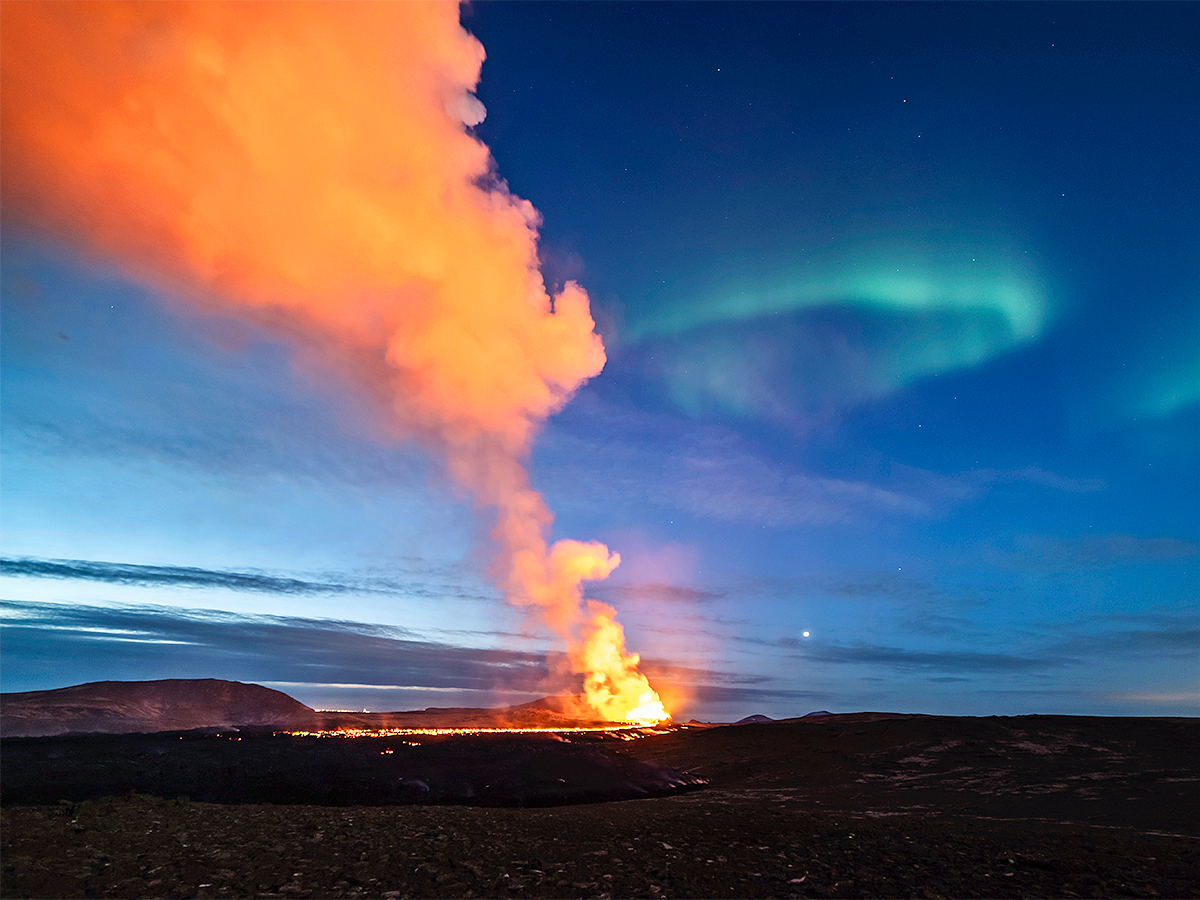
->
[2, 1, 1197, 719]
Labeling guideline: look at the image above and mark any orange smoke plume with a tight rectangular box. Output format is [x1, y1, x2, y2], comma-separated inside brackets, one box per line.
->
[2, 1, 666, 724]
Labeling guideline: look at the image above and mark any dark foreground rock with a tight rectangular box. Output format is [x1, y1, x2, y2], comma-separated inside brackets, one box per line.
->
[2, 713, 1197, 899]
[0, 731, 704, 807]
[3, 791, 1197, 899]
[619, 713, 1200, 835]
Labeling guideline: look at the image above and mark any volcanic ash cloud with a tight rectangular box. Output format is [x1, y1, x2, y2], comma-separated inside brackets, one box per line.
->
[1, 0, 666, 723]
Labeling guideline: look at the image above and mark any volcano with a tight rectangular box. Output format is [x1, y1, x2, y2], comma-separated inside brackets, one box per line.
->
[0, 680, 659, 738]
[0, 681, 704, 810]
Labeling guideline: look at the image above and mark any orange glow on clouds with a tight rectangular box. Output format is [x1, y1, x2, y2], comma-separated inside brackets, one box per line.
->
[1, 1, 667, 724]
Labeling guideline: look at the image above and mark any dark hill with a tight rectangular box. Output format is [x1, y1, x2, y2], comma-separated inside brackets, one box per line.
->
[0, 679, 316, 736]
[1, 682, 643, 737]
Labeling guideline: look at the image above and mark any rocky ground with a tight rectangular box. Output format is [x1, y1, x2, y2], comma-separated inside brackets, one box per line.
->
[0, 729, 703, 807]
[3, 714, 1197, 899]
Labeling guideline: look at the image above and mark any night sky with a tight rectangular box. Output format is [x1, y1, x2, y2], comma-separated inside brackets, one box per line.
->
[3, 2, 1197, 720]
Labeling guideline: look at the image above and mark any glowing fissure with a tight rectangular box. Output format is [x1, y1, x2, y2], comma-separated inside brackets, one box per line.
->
[286, 725, 675, 739]
[1, 1, 666, 724]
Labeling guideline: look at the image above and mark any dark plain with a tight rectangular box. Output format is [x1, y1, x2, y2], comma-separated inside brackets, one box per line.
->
[3, 713, 1197, 899]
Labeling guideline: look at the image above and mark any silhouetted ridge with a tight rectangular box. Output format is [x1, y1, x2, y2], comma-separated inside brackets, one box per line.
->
[1, 678, 316, 737]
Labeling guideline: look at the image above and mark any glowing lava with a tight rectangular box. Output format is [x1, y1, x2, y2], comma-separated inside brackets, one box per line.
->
[577, 602, 670, 724]
[285, 724, 679, 740]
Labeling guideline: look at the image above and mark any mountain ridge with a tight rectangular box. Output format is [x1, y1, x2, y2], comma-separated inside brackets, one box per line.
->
[1, 678, 315, 737]
[2, 680, 645, 736]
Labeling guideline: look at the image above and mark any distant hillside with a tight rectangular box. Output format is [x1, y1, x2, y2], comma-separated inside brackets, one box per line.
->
[0, 683, 644, 737]
[1, 679, 317, 737]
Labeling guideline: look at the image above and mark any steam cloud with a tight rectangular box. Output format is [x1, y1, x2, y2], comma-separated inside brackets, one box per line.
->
[2, 1, 665, 722]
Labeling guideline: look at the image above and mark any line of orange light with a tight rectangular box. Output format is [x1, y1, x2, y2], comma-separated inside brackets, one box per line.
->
[281, 723, 673, 738]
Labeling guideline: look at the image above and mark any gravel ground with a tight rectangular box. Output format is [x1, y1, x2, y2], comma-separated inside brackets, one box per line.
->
[3, 714, 1197, 899]
[4, 791, 1197, 899]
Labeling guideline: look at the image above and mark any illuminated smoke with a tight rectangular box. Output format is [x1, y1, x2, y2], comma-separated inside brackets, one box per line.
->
[1, 1, 667, 723]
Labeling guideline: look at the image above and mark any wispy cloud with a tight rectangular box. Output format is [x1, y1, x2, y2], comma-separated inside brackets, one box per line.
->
[4, 366, 429, 491]
[818, 571, 944, 602]
[0, 600, 828, 715]
[5, 590, 1191, 716]
[2, 557, 350, 595]
[982, 466, 1106, 494]
[538, 391, 1110, 530]
[1046, 624, 1200, 660]
[639, 659, 774, 687]
[801, 642, 1069, 672]
[1004, 534, 1200, 571]
[535, 395, 933, 527]
[666, 450, 927, 526]
[630, 568, 963, 610]
[592, 582, 728, 604]
[670, 619, 1068, 674]
[898, 609, 979, 638]
[679, 683, 832, 707]
[0, 599, 549, 696]
[0, 556, 497, 605]
[259, 682, 485, 694]
[1102, 690, 1200, 707]
[2, 249, 428, 490]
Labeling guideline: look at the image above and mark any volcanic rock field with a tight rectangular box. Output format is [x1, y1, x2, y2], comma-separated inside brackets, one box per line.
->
[2, 682, 1197, 899]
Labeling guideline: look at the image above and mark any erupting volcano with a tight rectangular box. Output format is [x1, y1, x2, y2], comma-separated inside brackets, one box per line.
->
[0, 1, 667, 724]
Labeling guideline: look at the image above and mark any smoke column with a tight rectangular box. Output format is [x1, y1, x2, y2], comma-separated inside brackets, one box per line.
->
[2, 1, 667, 723]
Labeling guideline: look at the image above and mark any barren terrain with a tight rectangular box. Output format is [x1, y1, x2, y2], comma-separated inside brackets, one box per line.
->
[3, 713, 1197, 899]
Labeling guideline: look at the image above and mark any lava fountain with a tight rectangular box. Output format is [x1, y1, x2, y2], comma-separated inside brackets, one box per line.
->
[1, 1, 668, 724]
